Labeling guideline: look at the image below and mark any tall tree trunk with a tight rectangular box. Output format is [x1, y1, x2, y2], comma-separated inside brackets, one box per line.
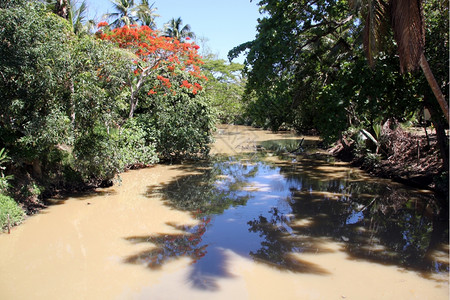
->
[128, 74, 145, 119]
[129, 86, 138, 118]
[129, 96, 137, 118]
[420, 53, 449, 124]
[32, 158, 42, 179]
[55, 0, 70, 20]
[424, 100, 449, 172]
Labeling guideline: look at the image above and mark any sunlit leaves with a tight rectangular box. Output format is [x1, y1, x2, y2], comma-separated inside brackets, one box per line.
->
[98, 24, 207, 117]
[0, 3, 74, 156]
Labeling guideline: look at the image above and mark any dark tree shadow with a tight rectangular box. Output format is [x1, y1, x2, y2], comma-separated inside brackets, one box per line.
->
[270, 157, 449, 279]
[123, 149, 448, 291]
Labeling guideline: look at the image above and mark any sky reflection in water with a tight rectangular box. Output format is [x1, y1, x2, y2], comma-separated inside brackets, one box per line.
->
[125, 153, 449, 289]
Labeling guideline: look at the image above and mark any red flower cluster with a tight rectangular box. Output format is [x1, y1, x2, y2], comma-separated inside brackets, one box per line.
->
[157, 75, 171, 88]
[97, 21, 108, 28]
[97, 25, 208, 99]
[180, 80, 204, 94]
[180, 80, 193, 89]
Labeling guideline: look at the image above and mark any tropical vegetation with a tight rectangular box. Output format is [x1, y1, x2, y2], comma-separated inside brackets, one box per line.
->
[103, 0, 158, 28]
[163, 17, 196, 42]
[0, 0, 225, 222]
[229, 0, 448, 167]
[0, 0, 447, 229]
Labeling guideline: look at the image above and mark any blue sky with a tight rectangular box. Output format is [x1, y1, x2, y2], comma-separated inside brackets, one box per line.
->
[86, 0, 262, 63]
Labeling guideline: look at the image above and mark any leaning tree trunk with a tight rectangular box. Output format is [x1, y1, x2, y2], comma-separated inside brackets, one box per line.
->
[424, 98, 449, 172]
[420, 53, 449, 124]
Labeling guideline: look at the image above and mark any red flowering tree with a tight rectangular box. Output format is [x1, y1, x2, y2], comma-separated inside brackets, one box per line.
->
[97, 24, 207, 118]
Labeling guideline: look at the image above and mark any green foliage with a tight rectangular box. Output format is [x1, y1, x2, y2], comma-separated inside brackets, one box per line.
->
[73, 126, 121, 182]
[0, 149, 13, 193]
[230, 0, 356, 133]
[19, 182, 44, 200]
[373, 123, 382, 140]
[0, 2, 216, 205]
[117, 117, 159, 167]
[202, 58, 247, 124]
[0, 2, 73, 159]
[0, 0, 26, 9]
[0, 194, 25, 230]
[316, 54, 422, 143]
[72, 118, 158, 182]
[72, 35, 132, 129]
[150, 93, 216, 161]
[231, 0, 447, 145]
[0, 3, 127, 186]
[420, 0, 449, 120]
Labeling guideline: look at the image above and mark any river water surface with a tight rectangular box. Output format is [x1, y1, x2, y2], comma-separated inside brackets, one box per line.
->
[0, 125, 448, 299]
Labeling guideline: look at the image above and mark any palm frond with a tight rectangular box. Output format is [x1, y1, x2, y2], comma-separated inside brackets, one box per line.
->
[71, 0, 88, 34]
[106, 0, 141, 28]
[362, 0, 389, 67]
[390, 0, 425, 72]
[164, 17, 195, 41]
[133, 1, 159, 28]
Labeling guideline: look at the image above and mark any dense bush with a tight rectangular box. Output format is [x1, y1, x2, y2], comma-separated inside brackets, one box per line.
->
[0, 3, 73, 163]
[3, 0, 224, 230]
[0, 3, 216, 207]
[118, 117, 159, 167]
[151, 93, 216, 161]
[0, 194, 25, 230]
[73, 126, 122, 182]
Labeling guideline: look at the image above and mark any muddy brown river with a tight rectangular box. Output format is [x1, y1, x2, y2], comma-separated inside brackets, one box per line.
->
[0, 125, 448, 299]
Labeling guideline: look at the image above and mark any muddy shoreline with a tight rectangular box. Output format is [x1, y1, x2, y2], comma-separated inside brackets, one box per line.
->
[12, 124, 449, 225]
[329, 125, 448, 202]
[1, 125, 448, 300]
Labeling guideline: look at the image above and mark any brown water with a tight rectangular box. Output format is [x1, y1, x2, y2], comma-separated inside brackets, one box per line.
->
[0, 125, 448, 299]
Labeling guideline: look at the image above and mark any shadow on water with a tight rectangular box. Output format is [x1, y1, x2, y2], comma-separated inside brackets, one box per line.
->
[274, 156, 449, 276]
[124, 148, 449, 290]
[125, 218, 235, 291]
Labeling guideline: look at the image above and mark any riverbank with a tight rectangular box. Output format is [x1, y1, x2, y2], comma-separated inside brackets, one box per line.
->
[329, 123, 448, 200]
[3, 123, 448, 232]
[0, 124, 447, 300]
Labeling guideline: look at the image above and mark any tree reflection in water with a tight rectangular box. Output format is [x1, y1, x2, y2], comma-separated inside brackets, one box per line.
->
[124, 153, 449, 289]
[125, 217, 211, 269]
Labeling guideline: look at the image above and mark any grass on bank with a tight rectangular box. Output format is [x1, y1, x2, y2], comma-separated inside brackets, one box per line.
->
[0, 194, 24, 231]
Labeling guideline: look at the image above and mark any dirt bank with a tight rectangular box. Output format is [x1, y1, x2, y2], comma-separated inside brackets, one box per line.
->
[330, 121, 448, 199]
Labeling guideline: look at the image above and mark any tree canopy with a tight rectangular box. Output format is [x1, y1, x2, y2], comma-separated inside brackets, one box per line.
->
[163, 17, 196, 42]
[0, 1, 217, 208]
[0, 0, 447, 218]
[230, 0, 448, 142]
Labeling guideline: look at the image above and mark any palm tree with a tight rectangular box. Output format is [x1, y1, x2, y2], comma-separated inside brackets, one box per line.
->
[43, 0, 94, 34]
[350, 0, 448, 123]
[163, 17, 196, 41]
[135, 0, 159, 28]
[54, 0, 70, 19]
[71, 0, 86, 33]
[104, 0, 137, 27]
[104, 0, 158, 28]
[70, 0, 96, 35]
